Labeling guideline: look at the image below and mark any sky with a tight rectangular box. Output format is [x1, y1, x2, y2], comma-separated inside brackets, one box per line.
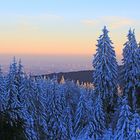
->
[0, 0, 140, 73]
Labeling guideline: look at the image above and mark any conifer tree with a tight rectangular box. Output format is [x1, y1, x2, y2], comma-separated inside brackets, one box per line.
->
[64, 105, 74, 139]
[122, 29, 140, 110]
[24, 76, 38, 140]
[80, 93, 105, 139]
[74, 88, 88, 136]
[16, 59, 27, 114]
[93, 94, 106, 138]
[112, 96, 122, 131]
[93, 26, 118, 106]
[37, 78, 48, 139]
[102, 128, 113, 140]
[128, 111, 140, 140]
[6, 57, 22, 124]
[114, 96, 132, 140]
[46, 77, 68, 139]
[0, 66, 7, 112]
[84, 96, 98, 139]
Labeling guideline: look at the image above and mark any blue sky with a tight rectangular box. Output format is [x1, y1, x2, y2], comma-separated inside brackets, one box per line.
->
[0, 0, 139, 60]
[0, 0, 139, 19]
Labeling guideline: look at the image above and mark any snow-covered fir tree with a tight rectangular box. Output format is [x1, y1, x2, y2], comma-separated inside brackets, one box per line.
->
[16, 60, 35, 139]
[16, 59, 28, 115]
[64, 105, 74, 139]
[93, 94, 106, 139]
[77, 93, 106, 140]
[102, 128, 113, 140]
[6, 57, 22, 125]
[74, 88, 88, 137]
[93, 26, 118, 106]
[83, 95, 97, 140]
[137, 42, 140, 65]
[111, 96, 123, 131]
[128, 111, 140, 140]
[65, 80, 81, 123]
[122, 29, 140, 110]
[32, 78, 48, 139]
[114, 96, 132, 140]
[0, 66, 7, 112]
[45, 77, 68, 140]
[23, 76, 38, 140]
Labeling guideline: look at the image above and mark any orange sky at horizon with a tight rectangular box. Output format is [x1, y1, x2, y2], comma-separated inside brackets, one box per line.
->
[0, 25, 127, 56]
[0, 30, 127, 62]
[0, 16, 139, 61]
[0, 0, 140, 63]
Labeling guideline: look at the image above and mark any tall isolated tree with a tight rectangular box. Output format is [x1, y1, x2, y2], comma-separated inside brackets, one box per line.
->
[122, 29, 140, 110]
[93, 26, 118, 106]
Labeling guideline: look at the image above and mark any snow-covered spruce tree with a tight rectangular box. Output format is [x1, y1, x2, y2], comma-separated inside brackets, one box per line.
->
[4, 57, 26, 139]
[128, 111, 140, 140]
[0, 66, 7, 112]
[46, 77, 68, 140]
[93, 26, 118, 107]
[59, 80, 75, 139]
[16, 60, 28, 115]
[64, 80, 80, 124]
[122, 29, 140, 110]
[77, 92, 105, 139]
[23, 76, 46, 140]
[33, 78, 48, 139]
[14, 60, 30, 137]
[93, 93, 106, 139]
[136, 42, 140, 107]
[63, 105, 74, 139]
[6, 57, 22, 124]
[114, 96, 132, 140]
[83, 94, 98, 140]
[74, 88, 89, 137]
[102, 128, 113, 140]
[23, 76, 38, 140]
[7, 59, 37, 140]
[111, 96, 123, 131]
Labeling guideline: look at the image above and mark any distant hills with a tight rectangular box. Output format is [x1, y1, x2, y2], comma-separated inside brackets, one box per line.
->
[46, 70, 93, 83]
[34, 70, 93, 83]
[35, 66, 122, 84]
